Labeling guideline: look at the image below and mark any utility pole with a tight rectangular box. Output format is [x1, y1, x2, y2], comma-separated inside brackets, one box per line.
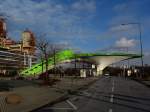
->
[121, 22, 144, 78]
[54, 49, 56, 77]
[74, 53, 77, 75]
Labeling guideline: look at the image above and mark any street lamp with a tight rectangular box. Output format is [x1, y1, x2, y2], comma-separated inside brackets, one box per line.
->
[121, 22, 144, 78]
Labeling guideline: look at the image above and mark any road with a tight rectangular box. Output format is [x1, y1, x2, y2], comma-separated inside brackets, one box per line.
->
[33, 76, 150, 112]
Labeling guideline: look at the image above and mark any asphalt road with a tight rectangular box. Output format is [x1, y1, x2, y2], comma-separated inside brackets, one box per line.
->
[34, 76, 150, 112]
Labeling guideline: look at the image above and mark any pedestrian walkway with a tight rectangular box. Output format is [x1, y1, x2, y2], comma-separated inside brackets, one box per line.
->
[0, 77, 98, 112]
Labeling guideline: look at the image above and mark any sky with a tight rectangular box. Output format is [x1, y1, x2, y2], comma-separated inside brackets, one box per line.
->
[0, 0, 150, 64]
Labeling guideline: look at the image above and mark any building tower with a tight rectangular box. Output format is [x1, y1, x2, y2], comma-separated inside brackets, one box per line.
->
[22, 29, 36, 55]
[0, 18, 7, 46]
[0, 18, 7, 38]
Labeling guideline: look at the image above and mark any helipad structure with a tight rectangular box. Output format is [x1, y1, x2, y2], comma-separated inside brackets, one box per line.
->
[21, 49, 141, 77]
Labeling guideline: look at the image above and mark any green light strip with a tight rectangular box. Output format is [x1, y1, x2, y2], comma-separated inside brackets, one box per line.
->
[21, 49, 75, 77]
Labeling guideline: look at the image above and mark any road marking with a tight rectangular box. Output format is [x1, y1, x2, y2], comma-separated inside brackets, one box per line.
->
[112, 80, 115, 87]
[66, 100, 77, 110]
[109, 108, 113, 112]
[109, 80, 114, 112]
[45, 107, 75, 110]
[111, 79, 115, 92]
[45, 100, 77, 110]
[82, 91, 91, 97]
[110, 94, 114, 103]
[111, 86, 114, 92]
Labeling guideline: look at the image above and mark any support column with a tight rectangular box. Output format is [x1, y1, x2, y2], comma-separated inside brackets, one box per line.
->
[80, 69, 86, 78]
[24, 53, 26, 66]
[28, 55, 32, 68]
[97, 65, 103, 76]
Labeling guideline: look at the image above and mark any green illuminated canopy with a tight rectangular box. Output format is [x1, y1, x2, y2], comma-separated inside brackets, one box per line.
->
[21, 49, 141, 77]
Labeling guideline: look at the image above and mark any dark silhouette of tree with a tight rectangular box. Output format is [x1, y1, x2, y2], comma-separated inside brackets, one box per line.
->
[36, 35, 67, 81]
[36, 35, 51, 81]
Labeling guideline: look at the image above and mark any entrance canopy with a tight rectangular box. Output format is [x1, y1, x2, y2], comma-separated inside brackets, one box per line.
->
[21, 49, 141, 77]
[79, 52, 141, 74]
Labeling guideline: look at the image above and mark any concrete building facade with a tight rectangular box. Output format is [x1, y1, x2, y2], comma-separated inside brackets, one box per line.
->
[0, 18, 37, 76]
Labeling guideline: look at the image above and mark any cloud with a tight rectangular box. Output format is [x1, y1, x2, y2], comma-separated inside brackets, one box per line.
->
[115, 37, 137, 48]
[71, 0, 96, 12]
[112, 1, 143, 16]
[110, 15, 139, 26]
[54, 41, 71, 49]
[97, 1, 144, 40]
[109, 24, 134, 32]
[96, 23, 139, 41]
[0, 0, 97, 46]
[113, 3, 129, 12]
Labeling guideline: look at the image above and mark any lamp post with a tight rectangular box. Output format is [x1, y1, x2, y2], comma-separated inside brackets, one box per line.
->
[121, 22, 144, 78]
[53, 48, 56, 76]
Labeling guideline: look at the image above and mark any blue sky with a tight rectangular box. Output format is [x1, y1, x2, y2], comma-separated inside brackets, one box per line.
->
[0, 0, 150, 58]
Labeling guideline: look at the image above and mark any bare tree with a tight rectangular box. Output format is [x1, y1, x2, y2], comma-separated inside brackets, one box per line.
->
[36, 35, 67, 80]
[36, 35, 50, 81]
[48, 43, 66, 76]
